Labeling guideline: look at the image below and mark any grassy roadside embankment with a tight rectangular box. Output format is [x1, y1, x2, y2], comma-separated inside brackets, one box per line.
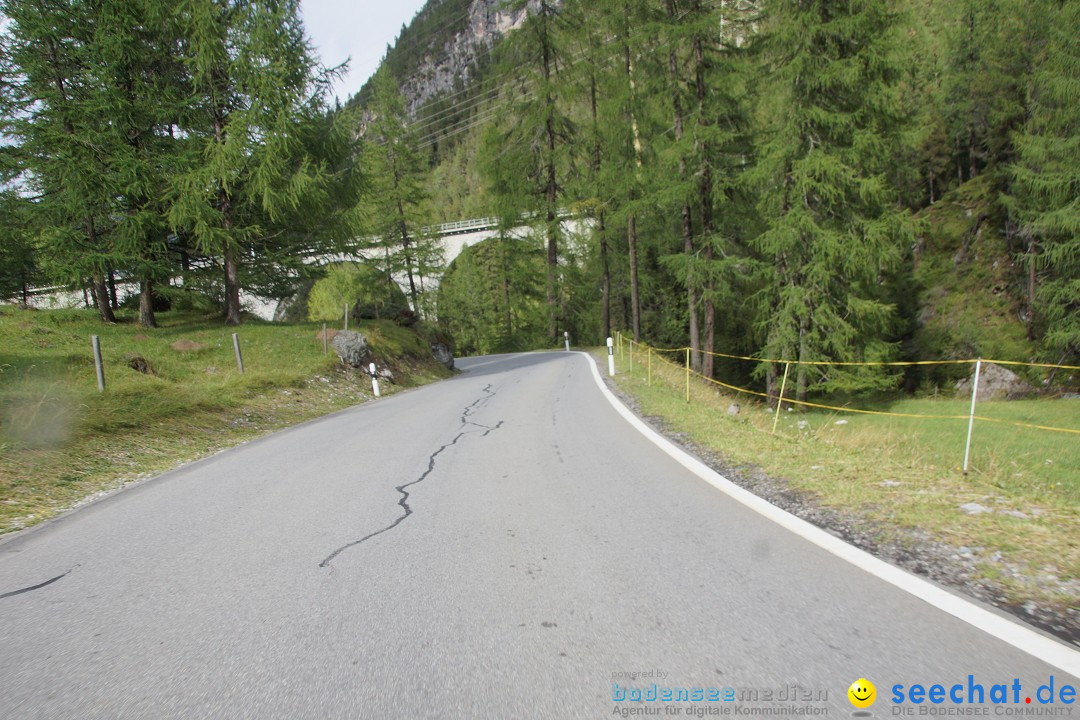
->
[593, 347, 1079, 619]
[0, 306, 452, 535]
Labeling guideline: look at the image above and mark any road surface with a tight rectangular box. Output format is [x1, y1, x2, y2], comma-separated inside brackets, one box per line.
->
[0, 352, 1075, 718]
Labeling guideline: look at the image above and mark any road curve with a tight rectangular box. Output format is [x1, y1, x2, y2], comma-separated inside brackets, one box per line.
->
[0, 351, 1075, 719]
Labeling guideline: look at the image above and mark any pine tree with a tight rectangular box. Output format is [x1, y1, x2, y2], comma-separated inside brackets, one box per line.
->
[483, 0, 575, 345]
[1, 0, 120, 322]
[92, 0, 188, 327]
[168, 0, 339, 325]
[749, 0, 914, 403]
[365, 67, 442, 317]
[1007, 0, 1080, 359]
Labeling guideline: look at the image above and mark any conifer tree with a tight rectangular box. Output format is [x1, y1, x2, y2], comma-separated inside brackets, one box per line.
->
[168, 0, 339, 325]
[484, 0, 575, 345]
[1, 0, 119, 322]
[750, 0, 913, 402]
[1007, 0, 1080, 359]
[365, 67, 442, 317]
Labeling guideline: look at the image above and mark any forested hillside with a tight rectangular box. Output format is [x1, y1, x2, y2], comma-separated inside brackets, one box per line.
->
[2, 0, 1077, 401]
[380, 0, 1078, 400]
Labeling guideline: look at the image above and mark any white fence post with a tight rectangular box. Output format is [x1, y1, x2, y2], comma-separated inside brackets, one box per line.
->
[232, 333, 244, 374]
[91, 335, 105, 392]
[607, 337, 615, 377]
[564, 331, 570, 352]
[963, 358, 982, 476]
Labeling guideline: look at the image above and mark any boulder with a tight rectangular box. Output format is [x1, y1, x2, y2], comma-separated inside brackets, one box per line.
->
[727, 404, 741, 416]
[956, 362, 1034, 400]
[333, 331, 371, 368]
[431, 342, 454, 370]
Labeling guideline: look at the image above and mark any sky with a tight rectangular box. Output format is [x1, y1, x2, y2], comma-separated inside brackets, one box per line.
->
[300, 0, 432, 105]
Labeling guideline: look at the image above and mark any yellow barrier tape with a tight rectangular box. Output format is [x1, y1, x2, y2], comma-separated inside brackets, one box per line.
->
[981, 359, 1080, 372]
[688, 368, 971, 420]
[622, 342, 1080, 437]
[631, 338, 1080, 372]
[700, 347, 973, 367]
[971, 416, 1080, 436]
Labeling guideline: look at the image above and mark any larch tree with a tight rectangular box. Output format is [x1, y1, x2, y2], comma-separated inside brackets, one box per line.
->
[749, 0, 914, 403]
[1, 0, 119, 322]
[1007, 0, 1080, 359]
[365, 66, 441, 317]
[168, 0, 335, 325]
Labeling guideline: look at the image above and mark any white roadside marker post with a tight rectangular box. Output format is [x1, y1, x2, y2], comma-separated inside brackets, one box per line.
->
[564, 330, 570, 352]
[607, 336, 615, 377]
[963, 358, 982, 476]
[369, 362, 381, 398]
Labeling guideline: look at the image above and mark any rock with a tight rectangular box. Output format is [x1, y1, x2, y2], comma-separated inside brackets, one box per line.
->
[272, 280, 315, 323]
[959, 502, 991, 515]
[834, 419, 848, 426]
[170, 339, 206, 352]
[315, 328, 339, 343]
[126, 355, 154, 375]
[727, 404, 741, 416]
[379, 367, 395, 382]
[881, 480, 902, 487]
[956, 362, 1034, 400]
[1061, 393, 1080, 400]
[431, 342, 454, 370]
[999, 509, 1029, 520]
[332, 331, 371, 368]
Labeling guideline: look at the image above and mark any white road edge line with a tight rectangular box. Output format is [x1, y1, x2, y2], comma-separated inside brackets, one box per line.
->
[577, 351, 1080, 679]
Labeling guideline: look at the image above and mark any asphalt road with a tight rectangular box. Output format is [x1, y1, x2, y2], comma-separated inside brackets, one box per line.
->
[0, 351, 1076, 719]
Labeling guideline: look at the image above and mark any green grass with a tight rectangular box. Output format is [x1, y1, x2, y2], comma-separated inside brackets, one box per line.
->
[600, 347, 1080, 609]
[0, 306, 452, 534]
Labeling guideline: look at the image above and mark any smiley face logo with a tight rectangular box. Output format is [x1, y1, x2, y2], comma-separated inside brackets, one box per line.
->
[848, 678, 876, 709]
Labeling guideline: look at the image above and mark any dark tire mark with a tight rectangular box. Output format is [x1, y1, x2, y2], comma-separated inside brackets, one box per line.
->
[0, 565, 78, 600]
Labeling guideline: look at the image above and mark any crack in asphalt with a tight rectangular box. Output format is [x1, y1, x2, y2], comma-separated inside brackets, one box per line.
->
[0, 564, 79, 600]
[319, 385, 502, 568]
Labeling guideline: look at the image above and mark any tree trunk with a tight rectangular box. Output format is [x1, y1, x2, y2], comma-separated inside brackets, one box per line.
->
[694, 24, 714, 379]
[92, 272, 115, 323]
[223, 244, 242, 326]
[500, 232, 512, 337]
[668, 0, 700, 373]
[796, 310, 810, 404]
[86, 216, 116, 323]
[139, 278, 157, 328]
[107, 267, 118, 310]
[628, 214, 641, 342]
[683, 204, 701, 373]
[766, 362, 779, 409]
[623, 12, 643, 343]
[1027, 237, 1036, 341]
[600, 211, 611, 342]
[541, 2, 560, 345]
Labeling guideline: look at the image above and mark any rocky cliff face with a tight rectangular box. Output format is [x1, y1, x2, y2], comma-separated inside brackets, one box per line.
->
[397, 0, 539, 116]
